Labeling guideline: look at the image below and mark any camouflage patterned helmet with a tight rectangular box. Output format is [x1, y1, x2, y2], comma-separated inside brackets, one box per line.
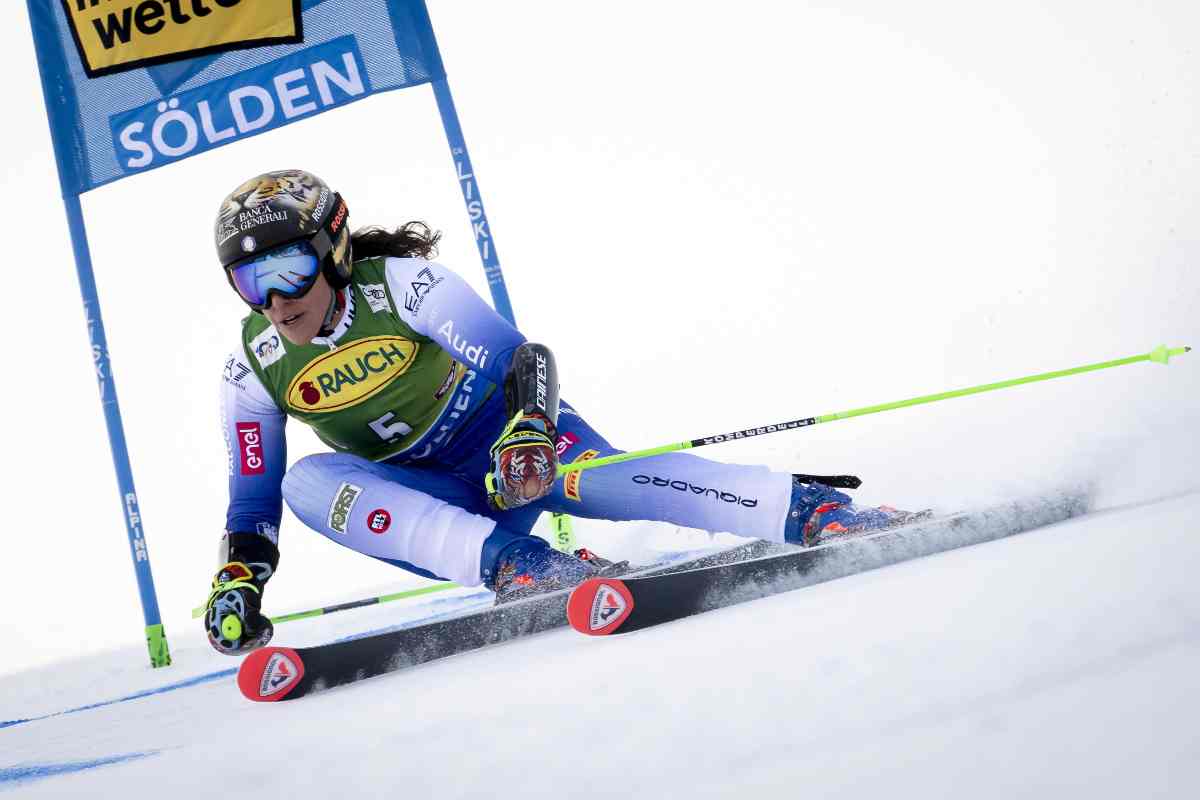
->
[214, 169, 352, 288]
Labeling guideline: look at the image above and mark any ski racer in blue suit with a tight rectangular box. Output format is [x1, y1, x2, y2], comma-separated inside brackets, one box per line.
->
[204, 170, 918, 655]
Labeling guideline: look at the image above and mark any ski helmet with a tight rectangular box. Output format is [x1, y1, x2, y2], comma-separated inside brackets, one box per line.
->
[215, 169, 353, 306]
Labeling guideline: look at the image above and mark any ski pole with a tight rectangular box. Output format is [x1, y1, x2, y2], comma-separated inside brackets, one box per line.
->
[191, 582, 469, 624]
[557, 344, 1191, 478]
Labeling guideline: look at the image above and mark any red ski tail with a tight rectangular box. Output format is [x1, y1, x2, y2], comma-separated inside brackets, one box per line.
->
[567, 578, 635, 636]
[238, 647, 306, 702]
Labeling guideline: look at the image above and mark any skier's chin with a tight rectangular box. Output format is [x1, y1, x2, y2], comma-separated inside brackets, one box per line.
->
[274, 313, 314, 345]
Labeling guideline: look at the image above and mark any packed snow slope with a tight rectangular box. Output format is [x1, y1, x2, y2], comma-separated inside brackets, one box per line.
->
[2, 490, 1197, 798]
[4, 0, 1197, 678]
[1, 0, 1196, 796]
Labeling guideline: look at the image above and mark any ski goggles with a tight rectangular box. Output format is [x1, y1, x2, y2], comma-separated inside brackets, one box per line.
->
[226, 241, 323, 310]
[223, 194, 349, 311]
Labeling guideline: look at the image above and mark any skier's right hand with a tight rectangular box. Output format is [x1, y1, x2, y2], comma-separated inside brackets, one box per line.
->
[204, 562, 274, 655]
[203, 532, 279, 655]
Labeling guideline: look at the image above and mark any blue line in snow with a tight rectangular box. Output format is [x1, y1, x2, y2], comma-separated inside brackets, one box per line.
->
[2, 551, 717, 727]
[0, 669, 236, 730]
[1, 555, 709, 726]
[0, 597, 486, 727]
[0, 751, 158, 787]
[0, 596, 492, 727]
[0, 598, 490, 728]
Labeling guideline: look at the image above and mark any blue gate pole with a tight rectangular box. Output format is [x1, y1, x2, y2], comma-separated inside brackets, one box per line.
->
[430, 78, 517, 326]
[61, 192, 171, 668]
[429, 76, 578, 553]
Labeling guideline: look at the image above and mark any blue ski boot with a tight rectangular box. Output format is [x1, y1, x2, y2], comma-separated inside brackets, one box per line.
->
[483, 534, 626, 604]
[784, 476, 927, 547]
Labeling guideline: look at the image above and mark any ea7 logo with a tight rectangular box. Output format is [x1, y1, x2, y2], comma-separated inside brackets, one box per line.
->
[403, 266, 443, 315]
[237, 422, 265, 475]
[224, 356, 251, 387]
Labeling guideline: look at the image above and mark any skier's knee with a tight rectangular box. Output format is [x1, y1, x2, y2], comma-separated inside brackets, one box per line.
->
[282, 453, 368, 501]
[282, 453, 366, 529]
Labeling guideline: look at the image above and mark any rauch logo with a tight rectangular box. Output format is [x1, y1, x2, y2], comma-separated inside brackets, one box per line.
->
[109, 37, 371, 174]
[286, 336, 418, 413]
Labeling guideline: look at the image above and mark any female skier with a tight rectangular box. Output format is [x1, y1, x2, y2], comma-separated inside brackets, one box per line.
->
[205, 169, 916, 654]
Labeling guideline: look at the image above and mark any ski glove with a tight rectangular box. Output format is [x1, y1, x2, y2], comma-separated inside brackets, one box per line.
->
[203, 533, 278, 655]
[486, 413, 558, 511]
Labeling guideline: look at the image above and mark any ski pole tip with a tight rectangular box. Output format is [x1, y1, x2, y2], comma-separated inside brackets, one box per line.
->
[1148, 344, 1190, 364]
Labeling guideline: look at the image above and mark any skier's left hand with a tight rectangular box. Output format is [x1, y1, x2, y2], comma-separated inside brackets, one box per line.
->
[486, 415, 558, 510]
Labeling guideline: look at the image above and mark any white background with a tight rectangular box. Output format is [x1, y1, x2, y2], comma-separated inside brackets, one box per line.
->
[1, 0, 1196, 679]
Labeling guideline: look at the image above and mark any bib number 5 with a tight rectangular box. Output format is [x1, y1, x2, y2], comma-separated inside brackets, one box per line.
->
[369, 412, 412, 442]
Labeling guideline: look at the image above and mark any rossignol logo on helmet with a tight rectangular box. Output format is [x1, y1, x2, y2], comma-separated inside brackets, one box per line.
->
[286, 336, 418, 413]
[328, 200, 348, 234]
[313, 188, 331, 223]
[632, 475, 759, 508]
[327, 482, 362, 535]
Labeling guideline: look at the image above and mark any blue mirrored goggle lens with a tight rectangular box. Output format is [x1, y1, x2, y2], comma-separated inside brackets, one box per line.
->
[228, 242, 321, 308]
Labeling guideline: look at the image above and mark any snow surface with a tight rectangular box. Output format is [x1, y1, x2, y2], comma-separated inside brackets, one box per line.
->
[2, 0, 1198, 796]
[3, 491, 1199, 797]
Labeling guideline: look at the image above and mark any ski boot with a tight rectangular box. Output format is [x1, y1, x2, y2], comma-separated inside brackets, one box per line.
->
[784, 476, 929, 547]
[486, 536, 628, 605]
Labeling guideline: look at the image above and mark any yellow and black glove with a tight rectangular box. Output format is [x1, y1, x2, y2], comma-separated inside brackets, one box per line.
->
[203, 532, 278, 655]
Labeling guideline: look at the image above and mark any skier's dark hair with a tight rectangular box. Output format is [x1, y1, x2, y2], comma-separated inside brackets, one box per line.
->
[351, 221, 441, 261]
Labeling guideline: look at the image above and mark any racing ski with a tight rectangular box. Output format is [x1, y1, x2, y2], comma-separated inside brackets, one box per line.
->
[236, 542, 775, 702]
[567, 490, 1091, 636]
